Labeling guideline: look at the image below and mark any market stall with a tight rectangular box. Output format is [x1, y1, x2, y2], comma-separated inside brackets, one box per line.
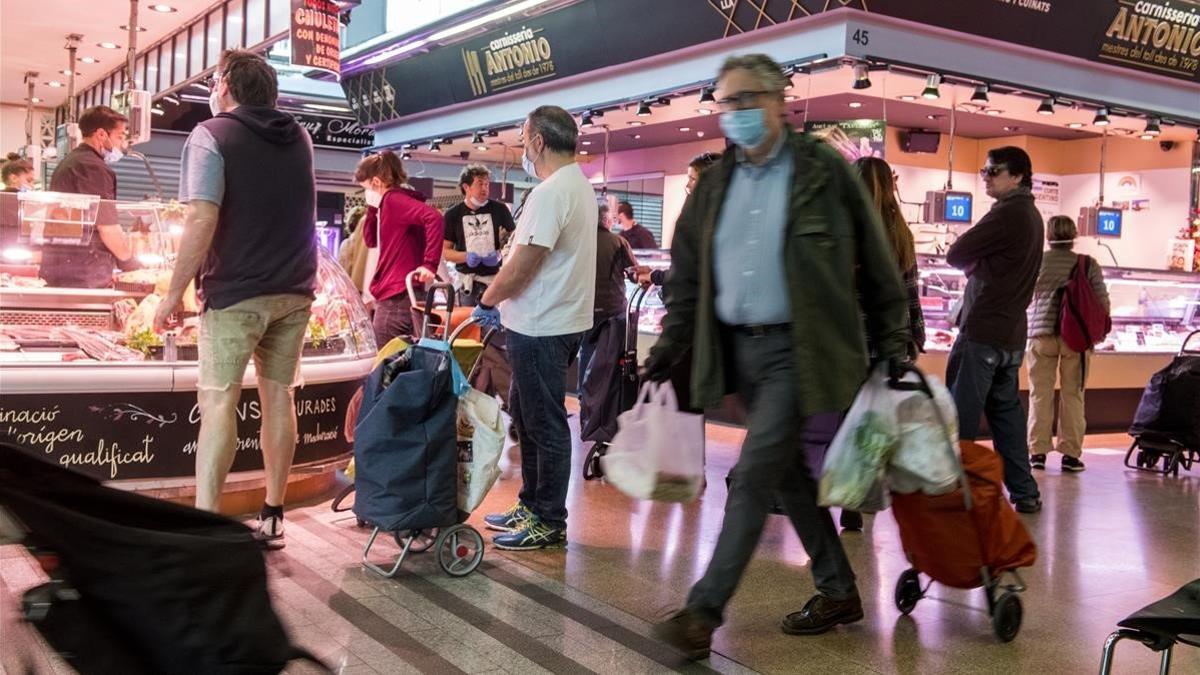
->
[0, 193, 375, 509]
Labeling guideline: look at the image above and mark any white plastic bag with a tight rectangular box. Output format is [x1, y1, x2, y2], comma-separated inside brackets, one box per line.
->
[888, 373, 961, 495]
[603, 382, 705, 503]
[819, 365, 898, 512]
[456, 388, 506, 513]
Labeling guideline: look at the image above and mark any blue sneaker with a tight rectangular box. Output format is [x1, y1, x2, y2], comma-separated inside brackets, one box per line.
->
[492, 517, 566, 551]
[483, 502, 532, 532]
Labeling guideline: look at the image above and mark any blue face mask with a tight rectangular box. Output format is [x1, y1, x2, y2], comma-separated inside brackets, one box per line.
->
[719, 108, 768, 150]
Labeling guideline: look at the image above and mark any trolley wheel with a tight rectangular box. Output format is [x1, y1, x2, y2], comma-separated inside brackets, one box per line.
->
[394, 528, 438, 553]
[894, 569, 923, 615]
[330, 484, 356, 513]
[992, 592, 1023, 643]
[582, 443, 607, 481]
[435, 524, 484, 577]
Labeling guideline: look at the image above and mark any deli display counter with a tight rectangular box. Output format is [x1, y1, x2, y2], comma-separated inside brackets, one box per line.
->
[628, 250, 1200, 432]
[0, 195, 375, 510]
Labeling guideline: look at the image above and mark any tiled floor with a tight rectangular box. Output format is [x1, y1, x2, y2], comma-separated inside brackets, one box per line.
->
[3, 415, 1198, 674]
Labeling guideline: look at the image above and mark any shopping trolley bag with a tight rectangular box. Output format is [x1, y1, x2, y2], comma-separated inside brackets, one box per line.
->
[456, 387, 505, 513]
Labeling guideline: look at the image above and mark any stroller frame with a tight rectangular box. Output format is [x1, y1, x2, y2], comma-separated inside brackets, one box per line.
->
[888, 366, 1029, 643]
[582, 283, 649, 481]
[1125, 330, 1200, 477]
[357, 281, 495, 579]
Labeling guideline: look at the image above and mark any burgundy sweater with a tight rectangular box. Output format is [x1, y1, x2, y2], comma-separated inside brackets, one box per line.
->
[363, 186, 443, 302]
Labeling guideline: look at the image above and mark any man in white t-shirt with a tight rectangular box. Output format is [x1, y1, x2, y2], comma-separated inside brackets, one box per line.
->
[472, 105, 597, 550]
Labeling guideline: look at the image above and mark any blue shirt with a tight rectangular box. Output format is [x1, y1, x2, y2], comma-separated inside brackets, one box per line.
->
[713, 133, 794, 326]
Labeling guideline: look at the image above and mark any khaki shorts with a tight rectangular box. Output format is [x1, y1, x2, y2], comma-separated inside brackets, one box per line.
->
[198, 293, 313, 391]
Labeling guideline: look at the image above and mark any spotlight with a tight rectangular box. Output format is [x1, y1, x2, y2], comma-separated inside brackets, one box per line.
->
[848, 101, 863, 109]
[476, 143, 488, 152]
[428, 141, 441, 152]
[852, 64, 871, 90]
[898, 95, 917, 102]
[471, 131, 484, 144]
[985, 109, 1003, 116]
[1093, 107, 1110, 126]
[402, 143, 417, 150]
[971, 84, 989, 103]
[922, 74, 941, 100]
[1144, 117, 1161, 137]
[401, 152, 412, 160]
[1067, 122, 1084, 129]
[696, 108, 713, 115]
[636, 102, 652, 116]
[580, 113, 594, 128]
[1139, 133, 1154, 141]
[699, 87, 715, 104]
[1037, 97, 1055, 115]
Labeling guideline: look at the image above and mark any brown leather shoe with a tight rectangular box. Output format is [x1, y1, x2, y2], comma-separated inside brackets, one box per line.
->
[781, 594, 864, 635]
[652, 608, 716, 661]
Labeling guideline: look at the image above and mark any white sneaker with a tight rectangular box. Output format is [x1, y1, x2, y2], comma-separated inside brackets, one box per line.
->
[254, 514, 286, 550]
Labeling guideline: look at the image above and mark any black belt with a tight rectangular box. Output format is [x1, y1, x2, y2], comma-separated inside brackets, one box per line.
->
[732, 323, 791, 337]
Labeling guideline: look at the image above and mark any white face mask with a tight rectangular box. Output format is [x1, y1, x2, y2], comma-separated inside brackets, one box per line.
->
[104, 147, 124, 165]
[364, 188, 382, 208]
[466, 196, 487, 209]
[208, 90, 223, 117]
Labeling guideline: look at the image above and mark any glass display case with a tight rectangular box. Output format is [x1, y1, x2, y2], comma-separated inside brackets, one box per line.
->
[0, 196, 375, 363]
[624, 250, 1200, 355]
[916, 254, 1200, 354]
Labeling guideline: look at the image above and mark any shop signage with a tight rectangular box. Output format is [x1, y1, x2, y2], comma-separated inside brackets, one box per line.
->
[804, 120, 886, 161]
[343, 0, 1199, 128]
[291, 0, 342, 79]
[1, 379, 361, 482]
[290, 112, 375, 150]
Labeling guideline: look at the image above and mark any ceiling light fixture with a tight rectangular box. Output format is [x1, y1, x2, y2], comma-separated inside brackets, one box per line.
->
[471, 131, 484, 144]
[402, 143, 417, 150]
[1037, 97, 1055, 115]
[898, 94, 916, 102]
[985, 109, 1003, 116]
[1139, 133, 1155, 140]
[59, 69, 77, 76]
[922, 74, 941, 100]
[150, 107, 164, 116]
[1067, 122, 1084, 128]
[636, 102, 652, 116]
[148, 4, 178, 12]
[699, 87, 715, 104]
[1093, 107, 1111, 126]
[633, 134, 641, 139]
[120, 25, 147, 32]
[848, 101, 863, 109]
[1144, 116, 1161, 137]
[401, 152, 412, 160]
[784, 95, 797, 102]
[162, 94, 179, 105]
[580, 112, 594, 128]
[696, 108, 713, 115]
[97, 42, 121, 50]
[28, 97, 42, 103]
[428, 141, 441, 152]
[628, 120, 644, 126]
[579, 150, 589, 155]
[581, 141, 592, 145]
[679, 126, 691, 132]
[971, 84, 989, 103]
[852, 64, 871, 90]
[697, 131, 705, 137]
[46, 81, 63, 88]
[79, 56, 99, 64]
[1004, 126, 1020, 131]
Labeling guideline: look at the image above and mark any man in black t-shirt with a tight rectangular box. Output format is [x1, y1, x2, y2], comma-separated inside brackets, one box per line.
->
[443, 163, 516, 306]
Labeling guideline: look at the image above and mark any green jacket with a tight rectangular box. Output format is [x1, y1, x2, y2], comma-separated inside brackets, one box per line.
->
[650, 128, 910, 418]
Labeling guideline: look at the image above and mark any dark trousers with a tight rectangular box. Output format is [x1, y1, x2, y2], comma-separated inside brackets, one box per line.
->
[687, 331, 857, 624]
[507, 329, 585, 530]
[578, 311, 624, 392]
[372, 294, 414, 347]
[946, 337, 1041, 502]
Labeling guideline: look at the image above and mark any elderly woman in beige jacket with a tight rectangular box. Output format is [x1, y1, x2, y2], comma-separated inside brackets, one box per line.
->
[1026, 215, 1111, 473]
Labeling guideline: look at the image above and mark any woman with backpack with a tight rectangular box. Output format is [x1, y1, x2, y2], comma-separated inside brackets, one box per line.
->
[1026, 215, 1111, 473]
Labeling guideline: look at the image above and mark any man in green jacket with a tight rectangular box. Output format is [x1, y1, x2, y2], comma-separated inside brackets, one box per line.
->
[646, 54, 909, 660]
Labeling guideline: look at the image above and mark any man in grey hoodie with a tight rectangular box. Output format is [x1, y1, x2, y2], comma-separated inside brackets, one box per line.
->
[154, 49, 318, 548]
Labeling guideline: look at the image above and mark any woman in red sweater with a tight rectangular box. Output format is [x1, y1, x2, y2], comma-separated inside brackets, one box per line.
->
[356, 151, 443, 347]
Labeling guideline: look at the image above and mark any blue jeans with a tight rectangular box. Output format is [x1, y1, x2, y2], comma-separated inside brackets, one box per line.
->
[507, 329, 584, 530]
[946, 337, 1041, 502]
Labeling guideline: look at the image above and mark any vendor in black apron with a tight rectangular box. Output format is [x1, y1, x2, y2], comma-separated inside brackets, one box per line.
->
[44, 106, 136, 288]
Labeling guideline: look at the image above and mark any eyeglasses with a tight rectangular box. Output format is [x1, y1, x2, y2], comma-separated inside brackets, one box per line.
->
[979, 165, 1008, 178]
[716, 90, 770, 111]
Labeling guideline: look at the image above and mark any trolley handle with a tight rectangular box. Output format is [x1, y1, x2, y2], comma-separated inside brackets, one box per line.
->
[1180, 329, 1200, 356]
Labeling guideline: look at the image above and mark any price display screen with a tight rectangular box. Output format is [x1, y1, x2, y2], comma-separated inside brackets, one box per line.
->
[943, 192, 973, 223]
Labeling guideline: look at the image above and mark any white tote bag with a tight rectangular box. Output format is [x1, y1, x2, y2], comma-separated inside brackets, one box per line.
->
[602, 382, 705, 503]
[456, 388, 506, 513]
